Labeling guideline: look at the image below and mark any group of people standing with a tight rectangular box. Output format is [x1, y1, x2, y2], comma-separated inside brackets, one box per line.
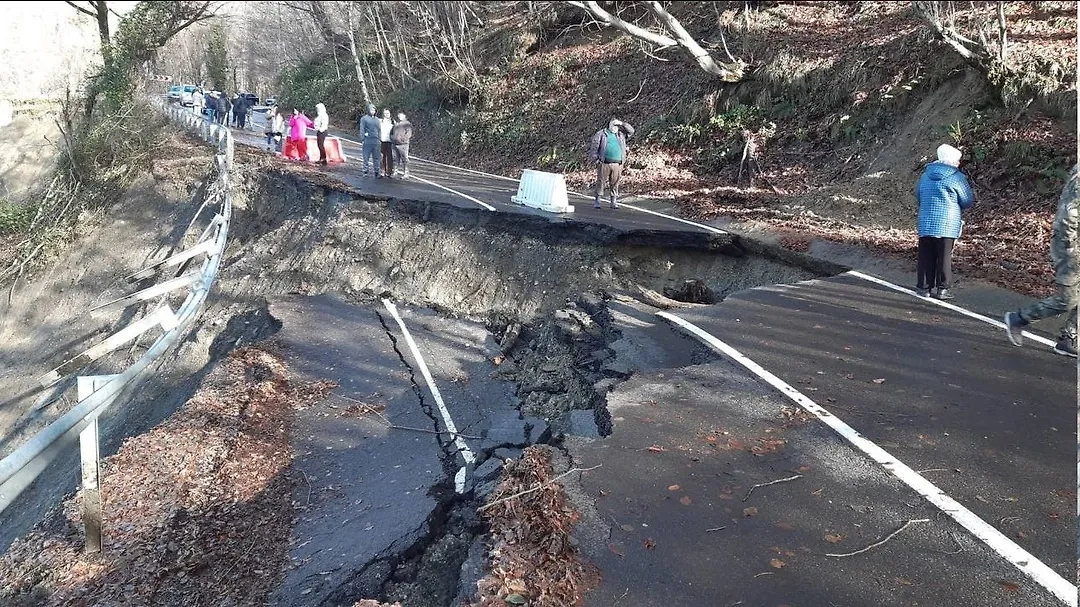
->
[190, 89, 253, 129]
[915, 144, 1077, 357]
[258, 102, 414, 173]
[357, 104, 414, 178]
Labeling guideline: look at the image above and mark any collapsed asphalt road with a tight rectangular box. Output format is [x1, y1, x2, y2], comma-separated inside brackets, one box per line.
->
[226, 114, 1075, 605]
[3, 111, 1071, 606]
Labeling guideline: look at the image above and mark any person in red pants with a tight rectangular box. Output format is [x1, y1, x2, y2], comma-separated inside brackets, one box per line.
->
[287, 108, 314, 161]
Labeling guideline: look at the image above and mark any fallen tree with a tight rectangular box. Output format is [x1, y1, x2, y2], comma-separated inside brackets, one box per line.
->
[564, 0, 745, 81]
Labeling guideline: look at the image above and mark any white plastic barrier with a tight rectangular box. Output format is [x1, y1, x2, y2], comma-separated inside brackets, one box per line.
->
[0, 100, 12, 128]
[511, 169, 574, 213]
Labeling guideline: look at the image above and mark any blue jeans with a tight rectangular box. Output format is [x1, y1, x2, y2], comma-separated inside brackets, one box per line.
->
[362, 140, 381, 175]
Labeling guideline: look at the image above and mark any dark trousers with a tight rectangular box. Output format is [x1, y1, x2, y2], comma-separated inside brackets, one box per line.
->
[380, 141, 394, 175]
[316, 131, 327, 162]
[916, 236, 955, 290]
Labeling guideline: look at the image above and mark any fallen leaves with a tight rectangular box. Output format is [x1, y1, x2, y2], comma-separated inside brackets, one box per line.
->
[999, 580, 1020, 592]
[474, 447, 600, 606]
[769, 558, 787, 569]
[679, 496, 693, 506]
[872, 378, 887, 384]
[643, 538, 656, 550]
[824, 533, 844, 544]
[743, 507, 759, 518]
[0, 347, 336, 606]
[667, 484, 681, 492]
[646, 445, 668, 453]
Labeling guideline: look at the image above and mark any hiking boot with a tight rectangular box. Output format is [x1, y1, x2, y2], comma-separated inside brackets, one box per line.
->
[1003, 311, 1027, 347]
[1053, 337, 1078, 358]
[915, 287, 931, 297]
[933, 288, 954, 300]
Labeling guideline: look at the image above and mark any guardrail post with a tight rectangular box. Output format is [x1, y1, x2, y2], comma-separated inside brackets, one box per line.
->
[77, 375, 117, 554]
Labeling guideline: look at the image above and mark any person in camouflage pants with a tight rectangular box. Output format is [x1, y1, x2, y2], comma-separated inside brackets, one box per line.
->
[1004, 164, 1078, 357]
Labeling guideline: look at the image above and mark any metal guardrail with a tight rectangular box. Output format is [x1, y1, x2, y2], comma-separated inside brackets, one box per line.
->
[0, 102, 233, 553]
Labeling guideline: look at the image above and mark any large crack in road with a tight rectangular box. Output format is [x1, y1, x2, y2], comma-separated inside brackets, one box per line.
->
[4, 157, 1069, 606]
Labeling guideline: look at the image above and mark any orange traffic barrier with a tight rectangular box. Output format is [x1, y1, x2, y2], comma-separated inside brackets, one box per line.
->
[280, 135, 347, 163]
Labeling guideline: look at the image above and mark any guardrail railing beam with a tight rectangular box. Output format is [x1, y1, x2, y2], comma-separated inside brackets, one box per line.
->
[39, 305, 179, 387]
[1, 98, 232, 556]
[89, 272, 202, 313]
[125, 239, 216, 283]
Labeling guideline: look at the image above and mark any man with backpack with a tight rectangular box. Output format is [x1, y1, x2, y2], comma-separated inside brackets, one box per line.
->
[589, 118, 635, 209]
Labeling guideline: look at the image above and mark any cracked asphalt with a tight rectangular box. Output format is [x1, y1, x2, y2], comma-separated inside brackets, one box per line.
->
[215, 112, 1077, 606]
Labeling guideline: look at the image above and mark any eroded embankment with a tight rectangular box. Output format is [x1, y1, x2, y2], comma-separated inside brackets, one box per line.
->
[217, 167, 837, 322]
[1, 161, 842, 606]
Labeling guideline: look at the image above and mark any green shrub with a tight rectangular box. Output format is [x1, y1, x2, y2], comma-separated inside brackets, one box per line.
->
[0, 202, 32, 234]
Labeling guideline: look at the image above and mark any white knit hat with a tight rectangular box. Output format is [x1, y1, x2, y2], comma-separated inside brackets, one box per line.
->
[937, 144, 962, 166]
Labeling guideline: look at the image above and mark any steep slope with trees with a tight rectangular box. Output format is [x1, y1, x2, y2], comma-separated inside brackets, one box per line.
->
[155, 1, 1076, 296]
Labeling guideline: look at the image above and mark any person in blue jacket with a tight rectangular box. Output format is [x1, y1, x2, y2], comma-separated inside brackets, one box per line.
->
[915, 144, 975, 300]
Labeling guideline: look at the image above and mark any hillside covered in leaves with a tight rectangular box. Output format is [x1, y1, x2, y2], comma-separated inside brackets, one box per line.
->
[158, 1, 1077, 296]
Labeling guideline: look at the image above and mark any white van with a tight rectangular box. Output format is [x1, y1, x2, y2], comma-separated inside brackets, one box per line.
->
[180, 85, 198, 107]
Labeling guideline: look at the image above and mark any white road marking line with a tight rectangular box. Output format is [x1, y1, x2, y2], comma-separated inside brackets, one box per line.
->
[656, 310, 1076, 607]
[328, 136, 496, 211]
[408, 175, 497, 212]
[411, 156, 521, 182]
[382, 299, 476, 493]
[847, 270, 1057, 347]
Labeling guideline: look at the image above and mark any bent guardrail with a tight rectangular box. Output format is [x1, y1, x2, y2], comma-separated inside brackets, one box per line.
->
[0, 102, 233, 553]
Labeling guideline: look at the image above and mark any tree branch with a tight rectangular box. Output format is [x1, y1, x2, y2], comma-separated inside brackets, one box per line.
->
[64, 0, 97, 18]
[565, 1, 742, 81]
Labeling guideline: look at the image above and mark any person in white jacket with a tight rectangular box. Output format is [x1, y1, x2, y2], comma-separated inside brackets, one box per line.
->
[379, 108, 394, 177]
[314, 103, 330, 165]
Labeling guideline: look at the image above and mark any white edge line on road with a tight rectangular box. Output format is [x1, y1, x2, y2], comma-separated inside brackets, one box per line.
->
[408, 175, 497, 212]
[381, 299, 476, 493]
[656, 310, 1076, 607]
[847, 270, 1057, 348]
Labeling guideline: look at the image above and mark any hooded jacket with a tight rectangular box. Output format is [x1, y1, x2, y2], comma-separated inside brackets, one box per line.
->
[287, 112, 313, 140]
[916, 161, 975, 239]
[314, 103, 329, 132]
[358, 105, 381, 143]
[1050, 164, 1079, 284]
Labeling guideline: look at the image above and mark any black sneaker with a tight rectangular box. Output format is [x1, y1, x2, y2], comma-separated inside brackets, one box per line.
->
[916, 288, 930, 297]
[933, 288, 954, 300]
[1003, 312, 1027, 347]
[1053, 338, 1077, 358]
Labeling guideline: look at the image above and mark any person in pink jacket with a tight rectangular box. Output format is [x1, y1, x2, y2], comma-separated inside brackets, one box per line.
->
[287, 109, 314, 161]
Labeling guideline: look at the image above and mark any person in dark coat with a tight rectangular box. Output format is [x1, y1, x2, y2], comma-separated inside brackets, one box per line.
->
[216, 93, 230, 126]
[914, 144, 975, 300]
[233, 95, 249, 129]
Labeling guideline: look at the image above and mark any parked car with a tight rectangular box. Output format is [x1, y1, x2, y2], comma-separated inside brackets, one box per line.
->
[236, 92, 259, 106]
[167, 85, 182, 103]
[180, 84, 198, 106]
[264, 96, 276, 107]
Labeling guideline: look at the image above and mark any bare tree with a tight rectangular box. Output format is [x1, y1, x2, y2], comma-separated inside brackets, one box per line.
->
[64, 1, 115, 65]
[912, 1, 1010, 68]
[566, 0, 745, 81]
[344, 2, 373, 106]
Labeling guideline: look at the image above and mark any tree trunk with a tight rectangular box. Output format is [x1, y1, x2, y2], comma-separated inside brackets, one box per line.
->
[345, 2, 372, 107]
